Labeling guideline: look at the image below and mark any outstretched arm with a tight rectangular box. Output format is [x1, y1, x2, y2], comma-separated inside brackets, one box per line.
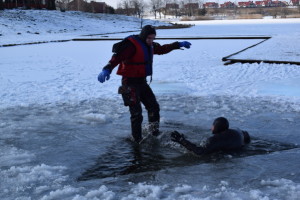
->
[153, 42, 180, 55]
[171, 131, 207, 155]
[153, 41, 191, 55]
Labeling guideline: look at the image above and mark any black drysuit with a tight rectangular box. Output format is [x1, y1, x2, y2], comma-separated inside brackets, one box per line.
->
[120, 77, 160, 142]
[176, 129, 250, 155]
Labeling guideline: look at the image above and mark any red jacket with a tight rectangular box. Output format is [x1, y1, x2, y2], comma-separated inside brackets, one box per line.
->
[109, 35, 180, 78]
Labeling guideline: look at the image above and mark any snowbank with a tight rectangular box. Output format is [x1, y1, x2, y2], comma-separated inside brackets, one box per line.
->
[0, 9, 168, 46]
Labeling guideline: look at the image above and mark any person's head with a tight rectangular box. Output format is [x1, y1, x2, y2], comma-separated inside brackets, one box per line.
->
[211, 117, 229, 134]
[139, 25, 156, 46]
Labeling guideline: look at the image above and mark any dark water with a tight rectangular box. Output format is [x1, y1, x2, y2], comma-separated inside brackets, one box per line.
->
[1, 95, 300, 199]
[77, 123, 298, 181]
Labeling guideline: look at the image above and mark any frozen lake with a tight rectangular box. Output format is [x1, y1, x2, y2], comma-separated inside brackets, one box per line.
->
[1, 94, 300, 199]
[1, 38, 300, 199]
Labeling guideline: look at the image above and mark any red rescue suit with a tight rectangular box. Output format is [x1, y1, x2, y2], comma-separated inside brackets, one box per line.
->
[108, 35, 180, 78]
[117, 35, 153, 77]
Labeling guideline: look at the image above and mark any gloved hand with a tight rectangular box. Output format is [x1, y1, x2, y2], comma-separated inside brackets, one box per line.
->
[179, 41, 191, 49]
[98, 69, 111, 83]
[171, 131, 185, 143]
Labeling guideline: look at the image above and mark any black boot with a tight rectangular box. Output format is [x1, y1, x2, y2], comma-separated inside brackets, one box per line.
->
[148, 121, 160, 136]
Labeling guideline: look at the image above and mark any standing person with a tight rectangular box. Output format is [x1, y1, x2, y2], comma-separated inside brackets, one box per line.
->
[97, 25, 191, 143]
[171, 117, 251, 155]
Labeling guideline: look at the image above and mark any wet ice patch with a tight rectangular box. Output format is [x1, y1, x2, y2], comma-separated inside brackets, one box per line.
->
[174, 184, 193, 193]
[248, 179, 300, 200]
[0, 164, 68, 199]
[40, 186, 78, 200]
[73, 185, 115, 200]
[122, 183, 166, 200]
[78, 180, 300, 200]
[81, 113, 108, 123]
[249, 190, 267, 200]
[0, 146, 34, 167]
[260, 178, 300, 200]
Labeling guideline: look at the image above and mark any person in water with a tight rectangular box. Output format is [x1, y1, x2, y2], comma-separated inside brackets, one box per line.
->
[171, 117, 251, 155]
[97, 25, 191, 143]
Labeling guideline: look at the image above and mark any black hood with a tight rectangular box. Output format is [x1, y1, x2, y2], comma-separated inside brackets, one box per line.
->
[139, 25, 156, 41]
[212, 117, 229, 134]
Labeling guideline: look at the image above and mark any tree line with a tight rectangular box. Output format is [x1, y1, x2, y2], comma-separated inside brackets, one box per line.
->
[0, 0, 57, 10]
[115, 0, 300, 20]
[0, 0, 114, 12]
[116, 0, 207, 19]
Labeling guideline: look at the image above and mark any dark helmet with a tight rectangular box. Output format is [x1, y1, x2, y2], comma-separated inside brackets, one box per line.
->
[212, 117, 229, 134]
[139, 25, 156, 41]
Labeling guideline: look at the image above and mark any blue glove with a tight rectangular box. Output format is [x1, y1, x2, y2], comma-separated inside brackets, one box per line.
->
[179, 41, 191, 49]
[98, 69, 111, 83]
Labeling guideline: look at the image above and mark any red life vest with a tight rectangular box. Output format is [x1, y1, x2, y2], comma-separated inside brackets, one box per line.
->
[117, 35, 153, 78]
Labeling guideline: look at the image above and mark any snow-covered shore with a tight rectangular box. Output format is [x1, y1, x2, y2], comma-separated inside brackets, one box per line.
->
[0, 9, 167, 46]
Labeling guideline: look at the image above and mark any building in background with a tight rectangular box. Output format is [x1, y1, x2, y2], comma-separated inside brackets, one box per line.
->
[1, 0, 113, 13]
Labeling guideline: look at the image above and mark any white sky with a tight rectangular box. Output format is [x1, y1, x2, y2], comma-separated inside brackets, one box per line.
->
[101, 0, 119, 8]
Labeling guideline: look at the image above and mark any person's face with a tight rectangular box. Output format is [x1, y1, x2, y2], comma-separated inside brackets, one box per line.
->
[146, 34, 156, 46]
[211, 125, 215, 134]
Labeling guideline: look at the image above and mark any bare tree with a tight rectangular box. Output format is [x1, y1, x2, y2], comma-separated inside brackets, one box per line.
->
[130, 0, 146, 28]
[47, 0, 56, 10]
[280, 7, 289, 18]
[121, 0, 132, 16]
[57, 0, 70, 11]
[271, 7, 280, 18]
[150, 0, 164, 19]
[131, 0, 146, 18]
[161, 0, 168, 18]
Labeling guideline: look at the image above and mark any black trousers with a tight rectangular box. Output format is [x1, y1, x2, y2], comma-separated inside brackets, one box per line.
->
[120, 77, 160, 142]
